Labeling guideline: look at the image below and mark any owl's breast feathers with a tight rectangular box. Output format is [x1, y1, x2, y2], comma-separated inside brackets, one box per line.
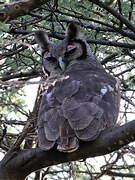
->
[38, 60, 120, 152]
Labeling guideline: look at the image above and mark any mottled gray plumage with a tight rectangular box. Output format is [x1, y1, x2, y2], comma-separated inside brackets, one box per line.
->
[35, 23, 120, 153]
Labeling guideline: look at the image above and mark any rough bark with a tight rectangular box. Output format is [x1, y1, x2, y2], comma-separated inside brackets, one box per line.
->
[0, 119, 135, 180]
[0, 0, 51, 22]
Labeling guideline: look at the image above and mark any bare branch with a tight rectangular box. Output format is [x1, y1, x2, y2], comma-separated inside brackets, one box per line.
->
[0, 70, 41, 81]
[89, 0, 135, 33]
[0, 0, 51, 22]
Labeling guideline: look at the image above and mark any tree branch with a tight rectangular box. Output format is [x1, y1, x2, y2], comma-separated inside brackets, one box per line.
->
[106, 170, 135, 178]
[0, 69, 41, 81]
[0, 0, 51, 22]
[0, 119, 135, 180]
[89, 0, 135, 33]
[10, 29, 135, 49]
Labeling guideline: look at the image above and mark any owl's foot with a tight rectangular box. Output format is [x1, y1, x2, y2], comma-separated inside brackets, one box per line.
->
[57, 137, 79, 153]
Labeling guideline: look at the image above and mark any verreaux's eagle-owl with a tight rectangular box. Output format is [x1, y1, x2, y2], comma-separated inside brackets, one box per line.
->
[35, 23, 120, 153]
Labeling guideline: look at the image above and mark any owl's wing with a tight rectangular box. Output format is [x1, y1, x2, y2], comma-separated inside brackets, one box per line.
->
[62, 98, 103, 130]
[62, 98, 104, 141]
[60, 65, 120, 141]
[38, 95, 62, 150]
[38, 63, 120, 151]
[38, 125, 55, 150]
[38, 78, 81, 151]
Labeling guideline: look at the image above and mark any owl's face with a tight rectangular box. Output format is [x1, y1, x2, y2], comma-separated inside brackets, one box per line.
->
[35, 23, 91, 75]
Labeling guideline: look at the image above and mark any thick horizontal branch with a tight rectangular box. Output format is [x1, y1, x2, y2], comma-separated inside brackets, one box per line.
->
[0, 119, 135, 180]
[48, 17, 135, 41]
[106, 170, 135, 178]
[0, 119, 26, 126]
[0, 0, 50, 22]
[0, 69, 41, 81]
[87, 39, 135, 49]
[10, 29, 135, 49]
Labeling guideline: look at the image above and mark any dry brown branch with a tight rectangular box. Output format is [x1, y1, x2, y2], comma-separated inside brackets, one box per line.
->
[0, 0, 51, 22]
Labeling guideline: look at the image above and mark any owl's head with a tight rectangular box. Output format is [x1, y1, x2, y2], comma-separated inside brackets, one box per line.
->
[35, 23, 93, 75]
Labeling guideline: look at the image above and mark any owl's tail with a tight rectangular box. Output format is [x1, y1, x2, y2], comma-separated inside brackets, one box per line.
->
[57, 120, 79, 153]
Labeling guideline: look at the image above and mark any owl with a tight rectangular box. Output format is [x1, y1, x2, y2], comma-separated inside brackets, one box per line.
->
[35, 23, 120, 153]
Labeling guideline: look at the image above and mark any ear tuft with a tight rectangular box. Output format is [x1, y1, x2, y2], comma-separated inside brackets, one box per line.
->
[66, 23, 83, 40]
[35, 31, 49, 52]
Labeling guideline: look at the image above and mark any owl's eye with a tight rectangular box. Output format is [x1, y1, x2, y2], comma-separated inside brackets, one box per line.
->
[46, 52, 51, 57]
[44, 52, 57, 62]
[67, 45, 76, 52]
[65, 45, 76, 57]
[44, 51, 51, 58]
[67, 45, 75, 50]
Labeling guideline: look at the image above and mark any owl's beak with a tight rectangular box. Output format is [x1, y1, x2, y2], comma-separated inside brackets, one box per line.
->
[58, 57, 66, 71]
